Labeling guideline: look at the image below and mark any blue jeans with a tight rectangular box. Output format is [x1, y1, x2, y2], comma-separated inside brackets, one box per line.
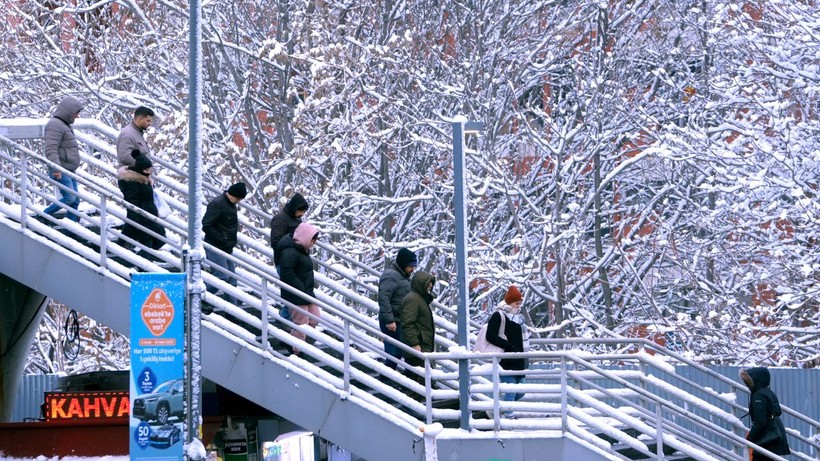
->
[205, 248, 237, 304]
[379, 320, 403, 370]
[43, 174, 80, 222]
[500, 375, 525, 402]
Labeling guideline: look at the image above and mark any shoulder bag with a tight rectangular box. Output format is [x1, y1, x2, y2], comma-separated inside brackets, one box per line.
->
[474, 312, 507, 353]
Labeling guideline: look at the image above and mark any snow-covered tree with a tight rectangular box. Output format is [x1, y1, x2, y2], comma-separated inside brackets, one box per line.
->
[3, 0, 817, 367]
[25, 301, 130, 374]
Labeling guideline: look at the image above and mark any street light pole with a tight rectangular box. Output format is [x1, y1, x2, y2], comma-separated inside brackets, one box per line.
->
[452, 117, 483, 431]
[185, 0, 204, 456]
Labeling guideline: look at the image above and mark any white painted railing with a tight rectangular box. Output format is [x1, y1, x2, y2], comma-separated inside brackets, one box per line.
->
[1, 118, 817, 460]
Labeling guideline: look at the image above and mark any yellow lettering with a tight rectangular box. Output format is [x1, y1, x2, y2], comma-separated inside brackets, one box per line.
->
[118, 396, 130, 418]
[84, 397, 100, 418]
[51, 398, 68, 420]
[66, 398, 83, 418]
[100, 396, 115, 417]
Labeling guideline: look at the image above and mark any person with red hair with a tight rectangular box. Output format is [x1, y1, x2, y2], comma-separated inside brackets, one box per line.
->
[484, 285, 527, 414]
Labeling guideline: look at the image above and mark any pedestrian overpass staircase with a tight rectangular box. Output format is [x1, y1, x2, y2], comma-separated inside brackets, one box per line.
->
[1, 118, 818, 461]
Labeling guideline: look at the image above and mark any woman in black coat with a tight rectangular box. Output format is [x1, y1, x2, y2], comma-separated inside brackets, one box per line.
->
[277, 222, 320, 354]
[741, 367, 790, 460]
[117, 155, 166, 250]
[486, 286, 527, 407]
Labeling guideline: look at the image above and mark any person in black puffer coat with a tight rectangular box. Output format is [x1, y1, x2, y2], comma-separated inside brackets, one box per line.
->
[741, 367, 791, 460]
[278, 222, 320, 355]
[117, 154, 165, 250]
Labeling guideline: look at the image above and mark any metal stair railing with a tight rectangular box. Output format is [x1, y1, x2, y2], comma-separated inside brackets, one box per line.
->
[506, 338, 819, 460]
[2, 118, 819, 460]
[68, 118, 478, 391]
[19, 118, 447, 351]
[617, 338, 820, 460]
[69, 118, 479, 344]
[0, 120, 467, 426]
[466, 348, 797, 460]
[0, 138, 185, 275]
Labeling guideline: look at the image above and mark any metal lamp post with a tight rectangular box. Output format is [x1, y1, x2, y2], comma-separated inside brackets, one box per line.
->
[185, 0, 204, 456]
[452, 117, 483, 430]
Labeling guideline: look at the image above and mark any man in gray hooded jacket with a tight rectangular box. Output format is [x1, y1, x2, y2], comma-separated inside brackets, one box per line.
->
[42, 96, 84, 222]
[378, 248, 417, 370]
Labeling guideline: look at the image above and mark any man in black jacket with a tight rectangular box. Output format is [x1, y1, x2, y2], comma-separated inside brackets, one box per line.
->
[202, 182, 247, 310]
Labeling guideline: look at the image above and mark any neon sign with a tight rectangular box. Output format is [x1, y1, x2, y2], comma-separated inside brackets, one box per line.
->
[45, 391, 130, 422]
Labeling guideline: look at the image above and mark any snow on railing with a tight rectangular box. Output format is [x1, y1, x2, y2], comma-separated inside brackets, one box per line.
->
[73, 118, 476, 343]
[2, 119, 817, 460]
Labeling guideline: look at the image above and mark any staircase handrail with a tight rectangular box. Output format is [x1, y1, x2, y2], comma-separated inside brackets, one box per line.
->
[0, 120, 457, 358]
[1, 117, 468, 348]
[0, 129, 467, 417]
[533, 337, 820, 451]
[3, 118, 818, 460]
[68, 118, 479, 338]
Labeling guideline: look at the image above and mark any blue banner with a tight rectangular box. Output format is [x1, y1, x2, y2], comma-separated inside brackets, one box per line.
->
[130, 273, 186, 461]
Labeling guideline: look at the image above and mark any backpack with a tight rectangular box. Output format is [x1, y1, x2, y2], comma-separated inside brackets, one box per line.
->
[474, 312, 507, 353]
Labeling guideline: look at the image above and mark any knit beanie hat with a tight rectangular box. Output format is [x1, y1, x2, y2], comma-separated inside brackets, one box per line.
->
[132, 155, 153, 172]
[396, 248, 417, 268]
[227, 182, 247, 198]
[504, 285, 523, 304]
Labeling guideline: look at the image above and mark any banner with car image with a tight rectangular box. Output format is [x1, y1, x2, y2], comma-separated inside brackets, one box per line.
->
[130, 273, 186, 461]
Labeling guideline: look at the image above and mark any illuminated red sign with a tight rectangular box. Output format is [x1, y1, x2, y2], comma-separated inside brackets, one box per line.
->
[45, 391, 130, 422]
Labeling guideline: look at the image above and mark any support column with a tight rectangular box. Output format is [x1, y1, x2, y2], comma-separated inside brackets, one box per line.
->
[0, 273, 47, 422]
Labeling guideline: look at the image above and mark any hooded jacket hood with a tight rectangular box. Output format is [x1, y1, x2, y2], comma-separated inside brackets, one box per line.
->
[292, 222, 319, 248]
[741, 366, 787, 454]
[410, 271, 435, 302]
[740, 367, 771, 393]
[53, 97, 84, 124]
[284, 193, 310, 217]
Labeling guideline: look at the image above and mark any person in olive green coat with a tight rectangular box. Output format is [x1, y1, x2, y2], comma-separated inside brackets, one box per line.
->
[400, 271, 436, 383]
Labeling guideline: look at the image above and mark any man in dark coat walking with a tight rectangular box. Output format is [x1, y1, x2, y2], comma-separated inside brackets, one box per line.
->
[202, 182, 247, 309]
[117, 155, 166, 251]
[741, 367, 791, 460]
[401, 271, 436, 384]
[378, 248, 417, 370]
[270, 193, 310, 269]
[42, 96, 84, 222]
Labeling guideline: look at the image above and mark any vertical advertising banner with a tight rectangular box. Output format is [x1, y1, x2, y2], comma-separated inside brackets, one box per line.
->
[130, 273, 186, 461]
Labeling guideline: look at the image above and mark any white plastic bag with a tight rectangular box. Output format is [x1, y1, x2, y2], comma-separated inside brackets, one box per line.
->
[153, 191, 171, 218]
[473, 313, 507, 353]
